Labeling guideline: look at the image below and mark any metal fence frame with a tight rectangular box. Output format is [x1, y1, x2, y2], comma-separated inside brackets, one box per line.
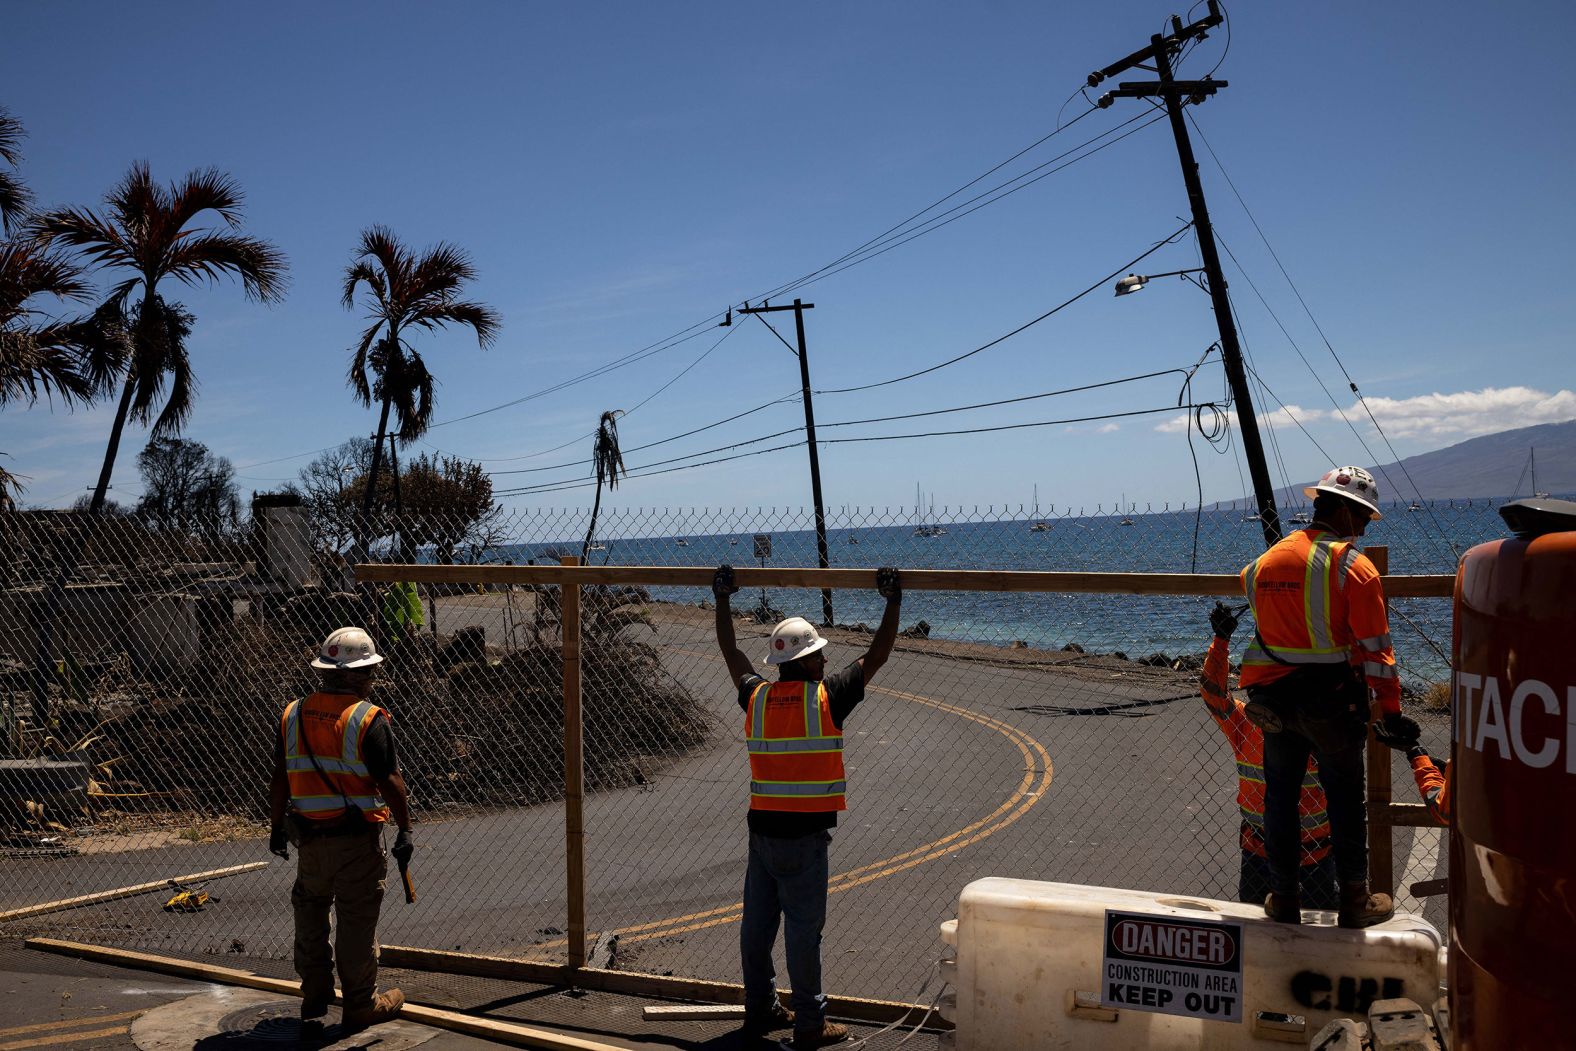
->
[356, 554, 1452, 1010]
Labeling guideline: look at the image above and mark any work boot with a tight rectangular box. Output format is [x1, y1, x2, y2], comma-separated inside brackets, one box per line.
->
[790, 1021, 849, 1049]
[1337, 882, 1394, 929]
[742, 1001, 794, 1037]
[1263, 891, 1302, 924]
[299, 996, 329, 1021]
[342, 989, 404, 1031]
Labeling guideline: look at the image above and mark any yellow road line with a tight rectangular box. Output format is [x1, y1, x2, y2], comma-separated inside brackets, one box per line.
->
[0, 1024, 131, 1050]
[0, 1011, 144, 1039]
[598, 657, 1054, 945]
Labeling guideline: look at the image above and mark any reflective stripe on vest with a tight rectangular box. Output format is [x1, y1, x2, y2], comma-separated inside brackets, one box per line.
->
[1242, 533, 1356, 668]
[745, 680, 847, 812]
[281, 696, 389, 823]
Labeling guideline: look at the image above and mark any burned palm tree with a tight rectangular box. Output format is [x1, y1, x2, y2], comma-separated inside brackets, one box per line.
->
[342, 226, 500, 546]
[582, 409, 626, 561]
[34, 161, 287, 510]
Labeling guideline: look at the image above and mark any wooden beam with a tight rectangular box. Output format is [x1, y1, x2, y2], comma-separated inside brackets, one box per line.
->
[24, 938, 628, 1051]
[357, 563, 1455, 599]
[1373, 801, 1446, 829]
[560, 555, 586, 971]
[0, 862, 269, 924]
[377, 945, 951, 1031]
[642, 1004, 746, 1021]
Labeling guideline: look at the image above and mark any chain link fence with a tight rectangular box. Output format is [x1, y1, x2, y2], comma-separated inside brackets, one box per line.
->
[0, 498, 1493, 1003]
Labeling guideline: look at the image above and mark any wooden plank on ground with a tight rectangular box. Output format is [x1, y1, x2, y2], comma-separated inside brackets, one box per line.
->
[378, 944, 951, 1031]
[357, 563, 1455, 599]
[24, 938, 627, 1051]
[642, 1004, 746, 1021]
[0, 862, 269, 924]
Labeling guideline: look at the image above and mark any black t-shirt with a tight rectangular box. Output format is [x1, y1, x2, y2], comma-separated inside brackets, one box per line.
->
[737, 662, 864, 838]
[274, 700, 398, 783]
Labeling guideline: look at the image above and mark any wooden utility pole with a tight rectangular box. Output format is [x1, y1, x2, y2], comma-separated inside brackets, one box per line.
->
[736, 299, 834, 625]
[1091, 2, 1283, 548]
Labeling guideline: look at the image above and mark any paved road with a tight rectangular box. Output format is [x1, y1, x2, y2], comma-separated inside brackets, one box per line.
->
[2, 599, 1448, 1006]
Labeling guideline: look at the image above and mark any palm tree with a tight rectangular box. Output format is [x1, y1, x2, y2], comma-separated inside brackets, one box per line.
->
[342, 225, 501, 538]
[34, 161, 287, 511]
[582, 410, 626, 561]
[0, 109, 125, 499]
[0, 106, 34, 234]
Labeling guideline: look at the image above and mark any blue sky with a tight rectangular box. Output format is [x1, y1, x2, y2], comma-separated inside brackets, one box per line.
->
[4, 1, 1573, 514]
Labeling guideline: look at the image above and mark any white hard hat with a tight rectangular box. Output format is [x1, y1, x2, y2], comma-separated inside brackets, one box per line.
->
[1304, 466, 1383, 521]
[764, 617, 828, 666]
[310, 626, 384, 670]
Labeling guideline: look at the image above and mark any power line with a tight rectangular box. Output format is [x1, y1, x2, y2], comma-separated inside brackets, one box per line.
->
[759, 107, 1150, 302]
[817, 222, 1192, 395]
[770, 111, 1170, 301]
[242, 105, 1165, 475]
[1187, 111, 1457, 550]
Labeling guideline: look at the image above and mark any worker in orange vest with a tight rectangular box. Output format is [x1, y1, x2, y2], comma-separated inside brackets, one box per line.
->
[268, 627, 413, 1031]
[1238, 467, 1419, 929]
[1203, 602, 1339, 909]
[713, 564, 903, 1051]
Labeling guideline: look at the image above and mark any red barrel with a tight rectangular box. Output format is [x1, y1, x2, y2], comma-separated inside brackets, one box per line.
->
[1450, 499, 1576, 1048]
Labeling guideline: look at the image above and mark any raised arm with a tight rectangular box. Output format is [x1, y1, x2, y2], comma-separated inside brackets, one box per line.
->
[859, 567, 903, 684]
[712, 564, 754, 687]
[1200, 602, 1242, 726]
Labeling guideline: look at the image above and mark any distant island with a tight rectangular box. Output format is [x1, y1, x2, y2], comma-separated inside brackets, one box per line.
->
[1219, 418, 1575, 506]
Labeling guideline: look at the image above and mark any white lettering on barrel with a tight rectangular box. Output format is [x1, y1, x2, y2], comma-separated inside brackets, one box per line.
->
[1456, 672, 1480, 750]
[1569, 687, 1576, 776]
[1510, 680, 1559, 769]
[1460, 675, 1576, 775]
[1476, 676, 1509, 759]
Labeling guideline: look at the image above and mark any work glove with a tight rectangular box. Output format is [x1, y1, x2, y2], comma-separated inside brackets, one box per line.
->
[1372, 711, 1422, 752]
[1406, 745, 1431, 763]
[392, 829, 414, 867]
[268, 825, 290, 860]
[712, 564, 738, 599]
[1209, 601, 1242, 640]
[876, 567, 901, 601]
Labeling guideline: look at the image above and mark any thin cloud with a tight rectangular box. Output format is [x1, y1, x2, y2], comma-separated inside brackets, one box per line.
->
[1355, 386, 1576, 439]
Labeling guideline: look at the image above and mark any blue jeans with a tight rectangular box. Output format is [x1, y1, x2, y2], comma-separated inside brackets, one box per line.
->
[741, 829, 830, 1028]
[1257, 688, 1369, 894]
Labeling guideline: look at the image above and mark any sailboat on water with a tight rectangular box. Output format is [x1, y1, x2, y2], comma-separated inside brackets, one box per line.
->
[913, 484, 947, 537]
[1119, 493, 1134, 527]
[1030, 484, 1051, 532]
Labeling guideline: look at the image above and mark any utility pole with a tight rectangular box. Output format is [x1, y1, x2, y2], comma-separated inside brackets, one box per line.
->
[733, 299, 835, 625]
[1091, 3, 1283, 547]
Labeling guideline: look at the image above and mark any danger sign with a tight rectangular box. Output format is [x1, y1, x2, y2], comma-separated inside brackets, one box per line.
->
[1101, 911, 1244, 1023]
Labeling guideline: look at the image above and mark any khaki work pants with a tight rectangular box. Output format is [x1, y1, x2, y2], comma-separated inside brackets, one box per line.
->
[291, 827, 387, 1009]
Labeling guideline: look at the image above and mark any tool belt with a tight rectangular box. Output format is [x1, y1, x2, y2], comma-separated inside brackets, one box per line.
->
[286, 807, 370, 845]
[1243, 632, 1368, 748]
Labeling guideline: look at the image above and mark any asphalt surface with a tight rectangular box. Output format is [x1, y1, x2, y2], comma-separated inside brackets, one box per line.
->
[1, 597, 1449, 1011]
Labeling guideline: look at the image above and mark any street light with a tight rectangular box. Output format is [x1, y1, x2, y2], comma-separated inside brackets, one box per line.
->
[1112, 267, 1207, 296]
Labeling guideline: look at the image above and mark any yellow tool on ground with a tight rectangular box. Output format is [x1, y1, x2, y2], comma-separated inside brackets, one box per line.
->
[162, 890, 209, 912]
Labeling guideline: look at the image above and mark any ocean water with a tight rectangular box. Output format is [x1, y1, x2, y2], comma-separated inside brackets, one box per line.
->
[480, 501, 1525, 683]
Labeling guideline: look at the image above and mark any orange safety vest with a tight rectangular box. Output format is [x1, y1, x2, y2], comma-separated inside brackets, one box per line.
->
[1202, 637, 1332, 861]
[745, 680, 847, 813]
[1238, 527, 1402, 715]
[281, 693, 390, 823]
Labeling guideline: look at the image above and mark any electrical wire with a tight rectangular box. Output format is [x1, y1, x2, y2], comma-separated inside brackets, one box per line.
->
[817, 222, 1193, 395]
[752, 105, 1105, 305]
[1187, 110, 1458, 553]
[769, 111, 1169, 301]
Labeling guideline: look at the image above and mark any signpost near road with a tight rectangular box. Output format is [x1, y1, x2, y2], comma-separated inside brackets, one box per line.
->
[1101, 910, 1244, 1023]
